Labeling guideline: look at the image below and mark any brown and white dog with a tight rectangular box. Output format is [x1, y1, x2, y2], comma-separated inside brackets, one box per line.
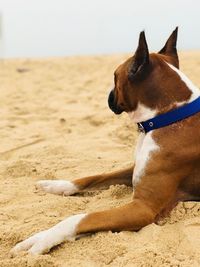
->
[12, 28, 200, 255]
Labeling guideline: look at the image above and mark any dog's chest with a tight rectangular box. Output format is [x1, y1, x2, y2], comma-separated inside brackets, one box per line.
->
[132, 132, 159, 186]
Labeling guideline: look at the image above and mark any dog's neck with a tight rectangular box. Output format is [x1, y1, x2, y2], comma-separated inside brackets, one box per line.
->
[128, 64, 200, 124]
[128, 103, 156, 123]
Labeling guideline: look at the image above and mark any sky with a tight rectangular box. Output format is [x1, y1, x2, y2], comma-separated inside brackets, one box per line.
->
[0, 0, 199, 58]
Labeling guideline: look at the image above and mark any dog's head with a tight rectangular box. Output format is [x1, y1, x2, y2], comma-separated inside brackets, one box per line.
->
[108, 28, 190, 119]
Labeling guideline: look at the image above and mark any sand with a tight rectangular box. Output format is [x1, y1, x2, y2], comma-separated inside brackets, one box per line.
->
[1, 52, 200, 267]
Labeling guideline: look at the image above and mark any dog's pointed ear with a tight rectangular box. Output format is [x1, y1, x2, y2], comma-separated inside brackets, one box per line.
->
[159, 27, 179, 68]
[128, 31, 149, 81]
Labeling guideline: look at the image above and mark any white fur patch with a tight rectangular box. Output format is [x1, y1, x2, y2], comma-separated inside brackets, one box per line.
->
[128, 102, 157, 123]
[11, 213, 87, 255]
[128, 102, 159, 186]
[133, 132, 159, 185]
[36, 180, 79, 196]
[167, 63, 200, 102]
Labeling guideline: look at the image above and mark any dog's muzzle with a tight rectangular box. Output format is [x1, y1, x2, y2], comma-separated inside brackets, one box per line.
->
[108, 90, 123, 115]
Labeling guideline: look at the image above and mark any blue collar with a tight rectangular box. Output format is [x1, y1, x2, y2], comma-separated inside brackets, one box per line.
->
[137, 96, 200, 134]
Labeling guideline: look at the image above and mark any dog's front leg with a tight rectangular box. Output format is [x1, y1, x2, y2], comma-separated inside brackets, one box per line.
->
[11, 198, 155, 255]
[36, 165, 134, 195]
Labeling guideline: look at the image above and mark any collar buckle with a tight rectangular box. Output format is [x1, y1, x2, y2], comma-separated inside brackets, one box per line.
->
[137, 123, 145, 133]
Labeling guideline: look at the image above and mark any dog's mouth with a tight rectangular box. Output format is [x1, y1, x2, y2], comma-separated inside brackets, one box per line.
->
[108, 90, 124, 115]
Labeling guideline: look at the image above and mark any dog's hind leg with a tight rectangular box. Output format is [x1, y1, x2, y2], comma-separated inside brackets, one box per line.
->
[36, 165, 134, 196]
[11, 197, 154, 255]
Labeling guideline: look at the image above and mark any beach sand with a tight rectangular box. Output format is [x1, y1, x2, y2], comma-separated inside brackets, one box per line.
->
[1, 52, 200, 267]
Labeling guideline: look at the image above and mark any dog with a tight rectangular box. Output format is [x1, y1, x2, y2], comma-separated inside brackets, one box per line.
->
[11, 28, 200, 255]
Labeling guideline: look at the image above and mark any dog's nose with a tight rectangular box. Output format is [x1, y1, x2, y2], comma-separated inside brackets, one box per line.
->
[108, 90, 123, 115]
[108, 90, 114, 107]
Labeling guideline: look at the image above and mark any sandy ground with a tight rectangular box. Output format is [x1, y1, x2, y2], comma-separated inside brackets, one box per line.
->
[1, 52, 200, 267]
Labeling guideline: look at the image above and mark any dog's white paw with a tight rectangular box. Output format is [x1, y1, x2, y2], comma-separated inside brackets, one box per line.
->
[36, 180, 78, 196]
[11, 214, 86, 255]
[11, 230, 49, 255]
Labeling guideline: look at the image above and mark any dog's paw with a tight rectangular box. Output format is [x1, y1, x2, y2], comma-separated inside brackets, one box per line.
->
[11, 230, 49, 255]
[36, 180, 78, 196]
[11, 214, 86, 255]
